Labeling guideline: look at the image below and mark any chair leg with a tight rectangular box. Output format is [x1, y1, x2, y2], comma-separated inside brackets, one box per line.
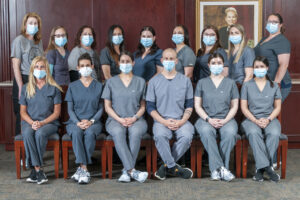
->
[152, 142, 158, 177]
[54, 141, 60, 178]
[196, 144, 203, 178]
[235, 140, 242, 178]
[281, 140, 288, 179]
[101, 146, 106, 179]
[62, 143, 69, 179]
[15, 142, 21, 179]
[21, 146, 26, 170]
[145, 142, 152, 179]
[276, 144, 281, 170]
[242, 140, 249, 178]
[107, 144, 113, 179]
[190, 144, 196, 178]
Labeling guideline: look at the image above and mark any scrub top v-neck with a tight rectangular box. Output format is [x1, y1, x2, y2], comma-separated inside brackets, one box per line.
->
[195, 77, 239, 119]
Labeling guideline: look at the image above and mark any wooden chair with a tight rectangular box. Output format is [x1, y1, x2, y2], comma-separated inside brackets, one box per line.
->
[14, 133, 60, 179]
[62, 133, 107, 179]
[106, 133, 152, 179]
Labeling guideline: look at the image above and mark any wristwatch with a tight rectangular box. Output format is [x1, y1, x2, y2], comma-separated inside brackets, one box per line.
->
[133, 115, 139, 120]
[90, 119, 95, 124]
[205, 117, 210, 122]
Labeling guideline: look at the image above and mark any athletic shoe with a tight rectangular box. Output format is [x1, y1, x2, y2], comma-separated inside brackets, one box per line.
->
[78, 169, 91, 184]
[265, 166, 280, 182]
[71, 167, 82, 181]
[210, 169, 221, 181]
[26, 169, 37, 183]
[168, 164, 193, 179]
[130, 169, 148, 183]
[36, 170, 48, 185]
[220, 166, 235, 182]
[253, 168, 264, 182]
[118, 169, 131, 183]
[154, 164, 167, 180]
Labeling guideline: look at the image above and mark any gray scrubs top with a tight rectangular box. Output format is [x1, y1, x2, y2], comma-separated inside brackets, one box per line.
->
[241, 79, 282, 119]
[101, 75, 146, 121]
[254, 34, 291, 87]
[11, 35, 44, 75]
[19, 83, 62, 125]
[46, 49, 70, 85]
[100, 47, 121, 77]
[146, 73, 193, 119]
[194, 48, 228, 82]
[175, 45, 196, 74]
[65, 79, 103, 121]
[195, 77, 239, 119]
[229, 46, 255, 84]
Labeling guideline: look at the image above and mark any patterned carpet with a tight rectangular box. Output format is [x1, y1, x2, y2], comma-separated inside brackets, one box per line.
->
[0, 144, 299, 200]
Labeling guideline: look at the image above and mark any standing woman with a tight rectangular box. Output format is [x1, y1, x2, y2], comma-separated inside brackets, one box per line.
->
[65, 53, 103, 184]
[194, 53, 239, 181]
[172, 25, 196, 79]
[254, 13, 291, 102]
[68, 25, 100, 82]
[102, 51, 148, 183]
[11, 12, 44, 136]
[133, 26, 163, 82]
[100, 25, 125, 80]
[241, 56, 281, 182]
[45, 26, 70, 85]
[228, 24, 255, 85]
[20, 56, 62, 184]
[194, 25, 229, 83]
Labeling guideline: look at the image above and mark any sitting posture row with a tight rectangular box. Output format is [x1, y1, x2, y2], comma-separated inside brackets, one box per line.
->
[19, 48, 281, 185]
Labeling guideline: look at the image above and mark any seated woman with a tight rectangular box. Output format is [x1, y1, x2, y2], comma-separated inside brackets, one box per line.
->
[65, 53, 103, 184]
[20, 56, 62, 184]
[241, 56, 281, 182]
[194, 52, 239, 182]
[102, 51, 148, 183]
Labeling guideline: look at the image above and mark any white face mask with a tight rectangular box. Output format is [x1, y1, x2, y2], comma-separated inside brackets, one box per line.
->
[79, 67, 93, 77]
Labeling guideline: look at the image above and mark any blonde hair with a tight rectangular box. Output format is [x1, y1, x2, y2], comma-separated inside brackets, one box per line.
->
[225, 7, 238, 17]
[227, 24, 246, 64]
[45, 26, 68, 53]
[20, 12, 42, 44]
[26, 56, 63, 99]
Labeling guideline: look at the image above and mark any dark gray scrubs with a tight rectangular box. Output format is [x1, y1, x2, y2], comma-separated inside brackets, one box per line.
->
[100, 47, 121, 77]
[175, 45, 196, 74]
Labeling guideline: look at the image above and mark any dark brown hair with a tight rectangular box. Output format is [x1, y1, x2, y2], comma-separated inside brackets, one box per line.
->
[74, 25, 97, 49]
[197, 25, 222, 57]
[253, 56, 274, 88]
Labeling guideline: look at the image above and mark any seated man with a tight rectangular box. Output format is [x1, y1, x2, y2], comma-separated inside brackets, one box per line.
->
[146, 48, 194, 180]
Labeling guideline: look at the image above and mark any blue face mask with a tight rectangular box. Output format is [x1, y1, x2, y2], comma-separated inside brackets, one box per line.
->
[81, 35, 94, 47]
[172, 34, 184, 44]
[33, 69, 46, 79]
[163, 60, 175, 72]
[210, 65, 224, 75]
[203, 36, 216, 46]
[26, 24, 39, 35]
[55, 37, 67, 47]
[254, 68, 268, 78]
[229, 35, 242, 45]
[140, 37, 153, 48]
[266, 23, 279, 34]
[112, 35, 123, 45]
[119, 63, 133, 74]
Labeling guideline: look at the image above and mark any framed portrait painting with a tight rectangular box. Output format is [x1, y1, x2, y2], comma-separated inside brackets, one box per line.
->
[196, 0, 263, 50]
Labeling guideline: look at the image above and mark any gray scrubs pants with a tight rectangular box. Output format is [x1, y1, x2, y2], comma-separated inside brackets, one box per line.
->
[22, 122, 58, 167]
[106, 118, 147, 171]
[195, 118, 237, 172]
[66, 122, 102, 165]
[153, 121, 194, 168]
[281, 87, 291, 102]
[241, 118, 280, 170]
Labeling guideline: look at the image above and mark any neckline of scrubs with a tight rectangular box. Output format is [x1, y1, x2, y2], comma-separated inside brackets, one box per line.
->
[36, 82, 47, 91]
[260, 34, 281, 46]
[56, 49, 66, 58]
[176, 45, 187, 54]
[253, 79, 267, 93]
[208, 76, 225, 89]
[117, 75, 134, 88]
[79, 79, 95, 89]
[160, 72, 179, 82]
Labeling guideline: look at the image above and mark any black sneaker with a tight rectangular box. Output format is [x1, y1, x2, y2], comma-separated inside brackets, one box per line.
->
[36, 170, 48, 185]
[154, 164, 167, 180]
[26, 169, 37, 183]
[168, 164, 193, 179]
[265, 166, 280, 182]
[253, 168, 264, 182]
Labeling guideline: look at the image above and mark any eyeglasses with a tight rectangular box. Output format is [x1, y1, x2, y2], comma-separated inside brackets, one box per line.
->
[54, 34, 66, 38]
[203, 33, 216, 37]
[267, 21, 280, 24]
[34, 65, 46, 69]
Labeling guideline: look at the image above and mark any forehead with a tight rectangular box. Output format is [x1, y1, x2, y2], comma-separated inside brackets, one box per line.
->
[141, 30, 153, 36]
[254, 61, 266, 66]
[82, 28, 92, 33]
[268, 15, 279, 21]
[79, 59, 92, 65]
[163, 50, 176, 57]
[229, 27, 240, 32]
[27, 17, 38, 23]
[120, 54, 132, 60]
[35, 61, 45, 66]
[113, 27, 122, 33]
[204, 28, 216, 34]
[226, 11, 236, 17]
[55, 28, 65, 34]
[210, 57, 223, 62]
[174, 26, 184, 32]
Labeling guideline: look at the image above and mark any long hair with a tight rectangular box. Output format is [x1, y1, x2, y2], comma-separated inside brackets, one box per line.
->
[20, 12, 42, 44]
[227, 24, 246, 64]
[105, 25, 125, 66]
[136, 26, 159, 57]
[269, 13, 285, 33]
[173, 25, 190, 46]
[197, 25, 222, 57]
[45, 26, 68, 53]
[74, 25, 97, 49]
[253, 56, 274, 88]
[26, 56, 63, 99]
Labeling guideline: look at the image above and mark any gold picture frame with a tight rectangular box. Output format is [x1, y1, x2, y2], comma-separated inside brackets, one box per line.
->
[196, 0, 263, 50]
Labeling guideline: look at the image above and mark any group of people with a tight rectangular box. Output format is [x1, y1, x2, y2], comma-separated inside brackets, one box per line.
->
[11, 12, 291, 185]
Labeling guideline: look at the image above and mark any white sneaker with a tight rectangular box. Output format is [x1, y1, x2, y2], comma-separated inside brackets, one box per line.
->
[220, 166, 235, 182]
[130, 169, 148, 183]
[210, 169, 221, 181]
[118, 170, 131, 183]
[78, 169, 91, 184]
[71, 167, 82, 181]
